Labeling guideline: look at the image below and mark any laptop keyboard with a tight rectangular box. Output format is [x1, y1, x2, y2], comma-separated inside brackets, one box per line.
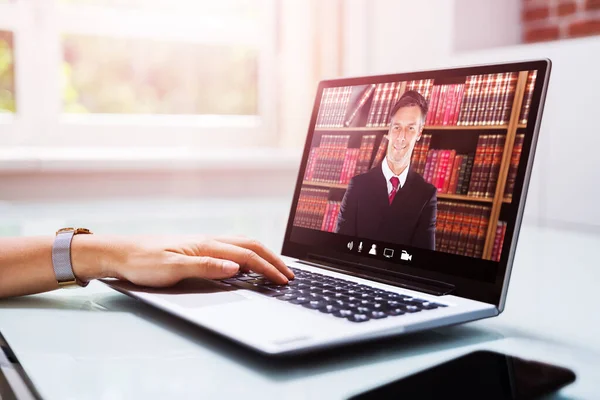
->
[221, 266, 447, 323]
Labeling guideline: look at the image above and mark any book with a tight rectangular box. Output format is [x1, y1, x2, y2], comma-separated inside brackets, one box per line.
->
[344, 84, 377, 127]
[370, 135, 388, 169]
[504, 133, 525, 200]
[491, 220, 507, 261]
[519, 70, 537, 125]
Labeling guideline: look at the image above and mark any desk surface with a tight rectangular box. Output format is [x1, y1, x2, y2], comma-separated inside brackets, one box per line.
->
[1, 214, 600, 399]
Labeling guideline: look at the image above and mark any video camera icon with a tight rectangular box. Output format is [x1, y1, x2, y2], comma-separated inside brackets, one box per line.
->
[400, 250, 412, 261]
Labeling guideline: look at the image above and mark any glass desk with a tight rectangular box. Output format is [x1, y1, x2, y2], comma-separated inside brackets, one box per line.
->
[1, 199, 599, 399]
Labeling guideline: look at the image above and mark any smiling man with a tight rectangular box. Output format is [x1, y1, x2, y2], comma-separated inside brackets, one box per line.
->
[335, 90, 437, 250]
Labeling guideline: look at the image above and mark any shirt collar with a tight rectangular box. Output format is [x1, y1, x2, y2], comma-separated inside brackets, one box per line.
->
[381, 156, 409, 189]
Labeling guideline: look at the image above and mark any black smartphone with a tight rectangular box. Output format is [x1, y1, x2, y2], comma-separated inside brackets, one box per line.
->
[348, 350, 576, 400]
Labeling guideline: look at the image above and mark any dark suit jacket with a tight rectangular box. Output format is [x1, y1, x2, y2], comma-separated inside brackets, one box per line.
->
[335, 165, 437, 250]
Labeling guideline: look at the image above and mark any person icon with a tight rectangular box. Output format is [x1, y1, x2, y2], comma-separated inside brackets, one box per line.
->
[369, 244, 377, 255]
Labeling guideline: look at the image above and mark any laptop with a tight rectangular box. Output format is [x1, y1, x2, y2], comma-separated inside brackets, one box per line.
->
[103, 59, 551, 355]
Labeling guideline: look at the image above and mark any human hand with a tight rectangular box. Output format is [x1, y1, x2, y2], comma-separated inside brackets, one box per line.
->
[72, 235, 294, 287]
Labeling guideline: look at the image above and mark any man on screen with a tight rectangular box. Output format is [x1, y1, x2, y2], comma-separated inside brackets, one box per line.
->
[335, 90, 437, 250]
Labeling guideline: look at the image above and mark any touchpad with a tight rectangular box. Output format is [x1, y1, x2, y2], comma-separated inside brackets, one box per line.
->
[102, 278, 247, 308]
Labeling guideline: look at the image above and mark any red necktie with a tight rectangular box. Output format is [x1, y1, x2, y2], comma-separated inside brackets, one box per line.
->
[389, 176, 400, 204]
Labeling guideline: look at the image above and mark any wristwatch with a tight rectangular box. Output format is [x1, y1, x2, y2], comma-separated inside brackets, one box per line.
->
[51, 227, 93, 288]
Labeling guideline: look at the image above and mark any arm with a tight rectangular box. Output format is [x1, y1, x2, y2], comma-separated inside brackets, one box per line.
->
[411, 190, 437, 250]
[0, 235, 294, 299]
[335, 177, 359, 235]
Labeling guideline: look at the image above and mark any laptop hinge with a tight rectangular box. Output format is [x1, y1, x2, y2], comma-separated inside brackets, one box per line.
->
[300, 254, 455, 296]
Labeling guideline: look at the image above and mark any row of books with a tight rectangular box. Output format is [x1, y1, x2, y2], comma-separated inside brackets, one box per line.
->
[454, 72, 518, 126]
[315, 86, 353, 128]
[414, 133, 524, 199]
[315, 79, 434, 129]
[303, 134, 377, 184]
[366, 79, 434, 127]
[491, 221, 507, 262]
[293, 187, 342, 232]
[305, 131, 525, 200]
[425, 83, 465, 126]
[293, 188, 330, 231]
[435, 201, 491, 258]
[314, 70, 537, 130]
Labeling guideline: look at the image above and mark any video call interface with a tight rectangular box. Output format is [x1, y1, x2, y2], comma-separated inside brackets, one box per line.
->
[291, 69, 538, 264]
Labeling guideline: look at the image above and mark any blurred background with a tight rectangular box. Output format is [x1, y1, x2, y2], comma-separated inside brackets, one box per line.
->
[0, 0, 599, 250]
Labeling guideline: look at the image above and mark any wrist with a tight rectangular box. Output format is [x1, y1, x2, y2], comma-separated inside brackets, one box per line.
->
[70, 235, 110, 282]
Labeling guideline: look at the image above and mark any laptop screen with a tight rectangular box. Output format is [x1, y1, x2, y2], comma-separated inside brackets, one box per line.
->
[282, 60, 550, 305]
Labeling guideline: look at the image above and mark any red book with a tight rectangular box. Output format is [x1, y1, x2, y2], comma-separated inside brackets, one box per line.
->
[443, 152, 459, 194]
[475, 206, 490, 258]
[427, 85, 441, 126]
[478, 134, 496, 197]
[485, 135, 506, 198]
[427, 150, 440, 185]
[504, 134, 525, 200]
[418, 135, 432, 175]
[434, 86, 448, 125]
[442, 85, 455, 126]
[321, 202, 332, 231]
[468, 135, 487, 197]
[465, 205, 480, 257]
[451, 83, 465, 125]
[366, 84, 384, 127]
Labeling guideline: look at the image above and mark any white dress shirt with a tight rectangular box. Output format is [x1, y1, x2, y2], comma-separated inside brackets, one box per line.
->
[381, 156, 409, 195]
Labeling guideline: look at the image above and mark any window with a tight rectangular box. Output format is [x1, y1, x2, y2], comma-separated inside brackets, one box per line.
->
[0, 0, 277, 148]
[62, 35, 258, 115]
[0, 30, 15, 113]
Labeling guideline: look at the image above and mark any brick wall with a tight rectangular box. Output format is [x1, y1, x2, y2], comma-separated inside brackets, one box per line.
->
[523, 0, 600, 43]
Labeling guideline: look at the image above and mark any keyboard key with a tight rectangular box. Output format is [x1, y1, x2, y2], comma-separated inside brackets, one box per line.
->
[302, 300, 327, 310]
[386, 308, 406, 316]
[318, 304, 339, 314]
[347, 314, 370, 323]
[332, 309, 354, 318]
[289, 297, 311, 305]
[370, 311, 387, 319]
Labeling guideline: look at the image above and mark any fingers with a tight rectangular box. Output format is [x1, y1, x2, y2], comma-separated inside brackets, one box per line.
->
[213, 236, 294, 280]
[197, 239, 290, 284]
[178, 256, 240, 280]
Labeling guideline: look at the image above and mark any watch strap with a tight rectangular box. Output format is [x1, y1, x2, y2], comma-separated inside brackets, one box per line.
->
[52, 228, 91, 288]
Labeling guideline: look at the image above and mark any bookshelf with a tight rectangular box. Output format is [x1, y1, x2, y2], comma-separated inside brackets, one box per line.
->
[298, 71, 536, 260]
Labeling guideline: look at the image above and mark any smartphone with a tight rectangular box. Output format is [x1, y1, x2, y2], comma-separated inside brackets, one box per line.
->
[348, 350, 576, 400]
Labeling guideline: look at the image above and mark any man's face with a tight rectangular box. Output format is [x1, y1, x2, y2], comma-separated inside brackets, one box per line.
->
[386, 105, 424, 165]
